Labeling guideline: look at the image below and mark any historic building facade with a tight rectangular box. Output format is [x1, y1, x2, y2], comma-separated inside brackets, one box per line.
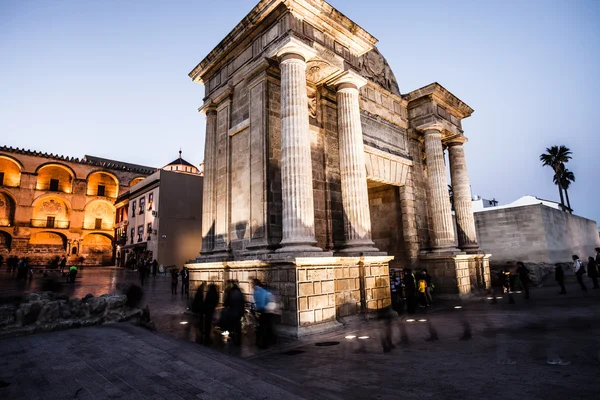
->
[187, 0, 490, 335]
[0, 146, 154, 265]
[114, 152, 203, 269]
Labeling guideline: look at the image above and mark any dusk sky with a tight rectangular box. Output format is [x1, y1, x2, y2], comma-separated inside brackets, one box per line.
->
[1, 0, 598, 223]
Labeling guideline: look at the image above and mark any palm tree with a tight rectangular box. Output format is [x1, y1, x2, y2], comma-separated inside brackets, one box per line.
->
[540, 145, 572, 211]
[554, 166, 575, 213]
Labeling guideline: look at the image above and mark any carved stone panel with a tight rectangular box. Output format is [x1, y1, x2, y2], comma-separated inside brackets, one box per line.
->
[357, 47, 400, 96]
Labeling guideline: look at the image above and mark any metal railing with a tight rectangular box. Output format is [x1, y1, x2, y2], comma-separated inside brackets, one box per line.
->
[30, 219, 70, 229]
[82, 221, 113, 230]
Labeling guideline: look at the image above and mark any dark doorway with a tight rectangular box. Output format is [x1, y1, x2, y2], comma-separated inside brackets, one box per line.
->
[46, 216, 56, 228]
[97, 185, 105, 196]
[49, 179, 59, 191]
[95, 218, 102, 230]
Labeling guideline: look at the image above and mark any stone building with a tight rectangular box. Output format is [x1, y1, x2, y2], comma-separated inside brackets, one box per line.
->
[114, 152, 203, 269]
[0, 146, 154, 266]
[474, 195, 600, 265]
[186, 0, 490, 335]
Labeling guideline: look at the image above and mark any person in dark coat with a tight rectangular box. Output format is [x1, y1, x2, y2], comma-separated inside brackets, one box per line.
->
[572, 255, 587, 292]
[555, 264, 566, 295]
[191, 283, 205, 344]
[223, 282, 245, 346]
[170, 269, 179, 294]
[587, 257, 599, 289]
[203, 284, 219, 346]
[151, 259, 158, 278]
[516, 262, 531, 299]
[180, 267, 190, 298]
[403, 269, 417, 315]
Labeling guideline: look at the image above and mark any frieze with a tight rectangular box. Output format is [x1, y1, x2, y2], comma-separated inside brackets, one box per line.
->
[357, 47, 400, 96]
[40, 200, 63, 214]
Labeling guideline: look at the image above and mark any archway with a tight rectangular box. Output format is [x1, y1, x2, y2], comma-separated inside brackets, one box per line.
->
[87, 170, 119, 198]
[81, 233, 114, 266]
[0, 231, 11, 254]
[0, 191, 16, 227]
[35, 163, 75, 193]
[83, 199, 115, 231]
[129, 177, 145, 187]
[29, 231, 68, 265]
[0, 155, 22, 187]
[30, 195, 70, 229]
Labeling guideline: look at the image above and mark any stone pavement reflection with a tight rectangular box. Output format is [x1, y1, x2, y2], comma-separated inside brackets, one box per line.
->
[2, 268, 600, 399]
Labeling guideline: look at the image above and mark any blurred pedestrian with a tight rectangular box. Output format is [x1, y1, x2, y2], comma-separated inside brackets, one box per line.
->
[253, 279, 275, 349]
[417, 271, 428, 307]
[423, 269, 434, 305]
[203, 284, 218, 345]
[16, 258, 28, 280]
[572, 255, 587, 292]
[180, 267, 190, 298]
[171, 269, 179, 294]
[139, 261, 148, 286]
[151, 259, 158, 278]
[59, 255, 67, 274]
[403, 269, 417, 314]
[555, 264, 566, 294]
[587, 256, 599, 289]
[516, 262, 531, 299]
[223, 282, 244, 346]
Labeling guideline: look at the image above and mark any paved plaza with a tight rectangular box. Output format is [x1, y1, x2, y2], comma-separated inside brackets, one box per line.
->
[1, 268, 600, 399]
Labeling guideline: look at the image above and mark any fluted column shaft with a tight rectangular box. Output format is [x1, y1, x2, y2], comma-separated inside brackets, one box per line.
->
[277, 53, 320, 252]
[201, 108, 217, 254]
[448, 141, 479, 251]
[336, 83, 377, 252]
[424, 129, 456, 250]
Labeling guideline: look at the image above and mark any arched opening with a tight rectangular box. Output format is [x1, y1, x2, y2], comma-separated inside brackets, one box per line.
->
[30, 195, 70, 229]
[0, 155, 22, 187]
[0, 231, 11, 253]
[0, 191, 16, 227]
[36, 163, 75, 193]
[83, 199, 115, 230]
[87, 171, 119, 198]
[81, 233, 113, 266]
[72, 246, 78, 255]
[129, 177, 145, 187]
[29, 231, 67, 265]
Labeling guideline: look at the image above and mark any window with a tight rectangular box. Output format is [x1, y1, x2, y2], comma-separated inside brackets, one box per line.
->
[46, 216, 55, 228]
[139, 197, 145, 213]
[0, 172, 4, 186]
[130, 228, 134, 244]
[147, 222, 152, 233]
[137, 225, 144, 242]
[95, 218, 102, 230]
[49, 179, 59, 191]
[131, 200, 136, 216]
[148, 192, 153, 210]
[72, 247, 78, 255]
[97, 185, 105, 196]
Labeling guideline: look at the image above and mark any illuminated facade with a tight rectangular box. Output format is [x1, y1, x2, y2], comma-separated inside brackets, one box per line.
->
[0, 146, 154, 265]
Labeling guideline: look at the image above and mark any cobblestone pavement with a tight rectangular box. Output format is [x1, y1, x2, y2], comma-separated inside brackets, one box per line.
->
[2, 267, 600, 399]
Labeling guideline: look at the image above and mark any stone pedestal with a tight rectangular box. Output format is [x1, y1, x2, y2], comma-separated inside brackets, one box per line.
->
[423, 129, 457, 251]
[448, 138, 479, 252]
[419, 253, 491, 298]
[186, 255, 392, 337]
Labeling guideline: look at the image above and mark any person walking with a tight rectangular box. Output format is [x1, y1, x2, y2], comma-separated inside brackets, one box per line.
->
[555, 264, 567, 294]
[139, 261, 148, 286]
[403, 269, 417, 315]
[180, 267, 190, 298]
[572, 255, 587, 292]
[587, 256, 599, 289]
[202, 284, 218, 345]
[170, 269, 179, 294]
[252, 279, 274, 349]
[59, 255, 67, 275]
[516, 262, 531, 299]
[417, 271, 428, 307]
[423, 269, 434, 305]
[223, 282, 245, 346]
[151, 259, 158, 278]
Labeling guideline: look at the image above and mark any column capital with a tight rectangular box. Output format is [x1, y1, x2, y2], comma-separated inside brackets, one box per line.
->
[198, 103, 217, 115]
[269, 36, 317, 62]
[422, 125, 446, 135]
[446, 136, 468, 147]
[326, 70, 368, 90]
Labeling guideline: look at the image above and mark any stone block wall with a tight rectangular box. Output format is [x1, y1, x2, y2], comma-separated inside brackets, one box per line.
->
[475, 204, 600, 265]
[186, 256, 392, 336]
[368, 185, 406, 270]
[419, 254, 476, 298]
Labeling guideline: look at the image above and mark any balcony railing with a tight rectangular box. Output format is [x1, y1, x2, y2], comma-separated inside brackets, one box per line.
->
[30, 219, 70, 229]
[0, 218, 13, 227]
[82, 222, 113, 230]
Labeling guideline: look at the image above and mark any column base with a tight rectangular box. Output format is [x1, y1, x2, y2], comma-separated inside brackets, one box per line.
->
[429, 247, 463, 256]
[459, 245, 482, 255]
[276, 237, 323, 254]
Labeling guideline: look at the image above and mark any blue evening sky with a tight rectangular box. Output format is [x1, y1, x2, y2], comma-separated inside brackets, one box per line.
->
[1, 0, 599, 223]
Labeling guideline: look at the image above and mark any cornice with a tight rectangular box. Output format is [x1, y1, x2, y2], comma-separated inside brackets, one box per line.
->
[404, 82, 474, 119]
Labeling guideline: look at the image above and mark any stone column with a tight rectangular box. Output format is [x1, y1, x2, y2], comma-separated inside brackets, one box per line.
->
[448, 138, 479, 252]
[274, 39, 321, 253]
[200, 105, 217, 254]
[423, 129, 456, 251]
[329, 71, 378, 253]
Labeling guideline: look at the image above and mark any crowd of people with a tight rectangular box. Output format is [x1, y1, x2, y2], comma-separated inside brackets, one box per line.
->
[390, 268, 434, 315]
[0, 255, 33, 280]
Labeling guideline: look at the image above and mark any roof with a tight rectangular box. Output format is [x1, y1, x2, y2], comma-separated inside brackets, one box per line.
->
[83, 155, 156, 174]
[474, 195, 561, 213]
[0, 145, 156, 175]
[166, 157, 195, 168]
